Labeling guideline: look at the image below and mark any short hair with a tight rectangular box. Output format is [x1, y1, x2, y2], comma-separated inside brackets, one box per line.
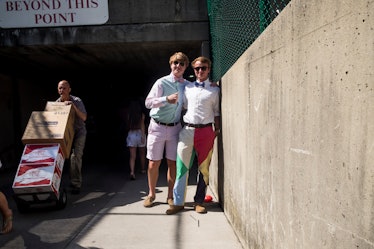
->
[191, 56, 211, 68]
[169, 52, 189, 66]
[58, 80, 70, 87]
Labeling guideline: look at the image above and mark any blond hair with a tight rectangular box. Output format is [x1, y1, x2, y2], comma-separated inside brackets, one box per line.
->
[169, 52, 189, 66]
[191, 56, 211, 68]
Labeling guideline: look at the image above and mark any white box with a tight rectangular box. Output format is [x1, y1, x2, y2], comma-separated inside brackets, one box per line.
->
[13, 143, 65, 199]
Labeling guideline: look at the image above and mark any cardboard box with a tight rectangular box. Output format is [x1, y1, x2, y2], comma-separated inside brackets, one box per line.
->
[44, 101, 75, 115]
[12, 144, 65, 199]
[21, 110, 75, 158]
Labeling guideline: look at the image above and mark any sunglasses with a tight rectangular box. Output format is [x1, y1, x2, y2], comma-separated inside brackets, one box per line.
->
[193, 66, 207, 71]
[173, 61, 185, 66]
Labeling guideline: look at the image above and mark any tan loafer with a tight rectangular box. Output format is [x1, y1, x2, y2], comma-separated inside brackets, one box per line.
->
[143, 196, 155, 207]
[166, 205, 184, 215]
[195, 204, 207, 214]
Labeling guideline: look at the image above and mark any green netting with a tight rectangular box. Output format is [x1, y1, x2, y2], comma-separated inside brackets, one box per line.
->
[207, 0, 291, 81]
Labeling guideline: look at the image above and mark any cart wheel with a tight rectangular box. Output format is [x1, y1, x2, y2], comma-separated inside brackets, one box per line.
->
[56, 188, 67, 210]
[14, 197, 30, 214]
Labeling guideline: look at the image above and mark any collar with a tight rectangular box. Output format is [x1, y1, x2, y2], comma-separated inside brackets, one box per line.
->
[171, 74, 184, 83]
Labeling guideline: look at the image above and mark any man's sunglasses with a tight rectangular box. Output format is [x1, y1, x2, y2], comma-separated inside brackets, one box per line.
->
[193, 66, 207, 71]
[173, 61, 185, 66]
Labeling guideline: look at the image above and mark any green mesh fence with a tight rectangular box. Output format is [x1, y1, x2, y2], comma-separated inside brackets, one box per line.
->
[207, 0, 291, 81]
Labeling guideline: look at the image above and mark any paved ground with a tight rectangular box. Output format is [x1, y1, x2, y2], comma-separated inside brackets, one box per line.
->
[0, 156, 243, 249]
[67, 174, 243, 249]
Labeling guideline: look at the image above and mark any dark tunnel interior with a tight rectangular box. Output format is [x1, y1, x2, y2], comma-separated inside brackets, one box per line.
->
[1, 42, 203, 165]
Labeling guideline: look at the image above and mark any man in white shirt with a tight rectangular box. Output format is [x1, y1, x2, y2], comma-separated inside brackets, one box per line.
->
[166, 56, 221, 215]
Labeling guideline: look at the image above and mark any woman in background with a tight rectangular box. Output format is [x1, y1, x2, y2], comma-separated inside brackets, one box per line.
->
[126, 99, 147, 180]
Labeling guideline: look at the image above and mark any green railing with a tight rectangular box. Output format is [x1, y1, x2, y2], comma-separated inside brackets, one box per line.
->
[207, 0, 291, 81]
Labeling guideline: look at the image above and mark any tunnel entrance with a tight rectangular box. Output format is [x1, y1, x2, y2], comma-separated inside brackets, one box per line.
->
[2, 42, 201, 166]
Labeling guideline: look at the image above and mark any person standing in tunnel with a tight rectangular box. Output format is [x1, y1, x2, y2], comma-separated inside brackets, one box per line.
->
[125, 98, 147, 180]
[143, 52, 190, 207]
[166, 56, 220, 215]
[56, 80, 87, 195]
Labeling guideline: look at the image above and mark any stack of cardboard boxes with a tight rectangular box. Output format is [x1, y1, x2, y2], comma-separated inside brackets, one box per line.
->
[12, 102, 75, 199]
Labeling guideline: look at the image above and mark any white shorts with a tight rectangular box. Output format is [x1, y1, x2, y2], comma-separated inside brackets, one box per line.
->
[146, 119, 182, 161]
[126, 129, 146, 147]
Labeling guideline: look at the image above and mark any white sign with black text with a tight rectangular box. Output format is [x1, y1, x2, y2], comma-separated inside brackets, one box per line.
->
[0, 0, 109, 28]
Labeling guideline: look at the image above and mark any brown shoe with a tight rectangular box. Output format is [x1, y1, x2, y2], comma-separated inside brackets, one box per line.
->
[195, 204, 207, 214]
[166, 205, 184, 215]
[167, 198, 174, 206]
[143, 196, 155, 207]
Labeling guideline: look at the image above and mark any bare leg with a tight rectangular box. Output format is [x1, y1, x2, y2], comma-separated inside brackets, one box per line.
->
[129, 147, 136, 178]
[0, 192, 12, 234]
[147, 159, 161, 198]
[166, 159, 176, 199]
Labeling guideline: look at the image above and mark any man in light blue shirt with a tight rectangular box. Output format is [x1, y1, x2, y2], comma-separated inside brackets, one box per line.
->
[143, 52, 190, 207]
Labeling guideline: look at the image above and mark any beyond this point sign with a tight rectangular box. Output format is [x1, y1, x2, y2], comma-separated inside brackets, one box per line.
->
[0, 0, 109, 28]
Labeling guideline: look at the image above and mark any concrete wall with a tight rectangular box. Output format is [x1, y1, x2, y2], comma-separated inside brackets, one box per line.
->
[108, 0, 208, 24]
[210, 0, 374, 248]
[0, 75, 49, 169]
